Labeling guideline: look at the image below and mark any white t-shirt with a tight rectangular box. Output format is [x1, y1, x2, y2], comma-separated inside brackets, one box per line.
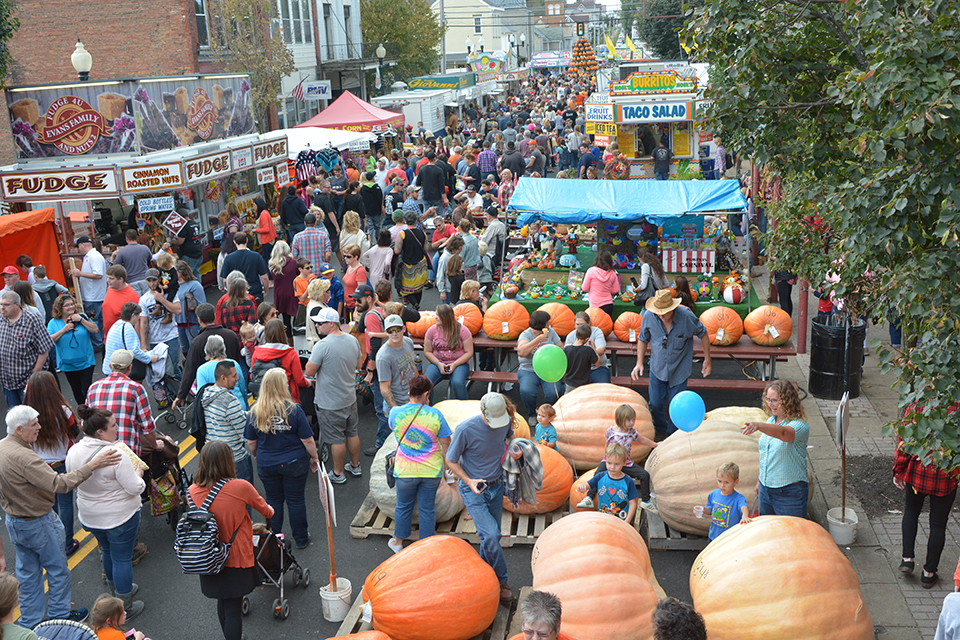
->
[80, 249, 108, 302]
[139, 290, 178, 344]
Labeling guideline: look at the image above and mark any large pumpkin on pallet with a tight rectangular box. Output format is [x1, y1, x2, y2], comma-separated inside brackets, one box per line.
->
[405, 311, 436, 338]
[532, 512, 664, 640]
[553, 384, 654, 470]
[503, 444, 574, 514]
[327, 633, 393, 640]
[434, 399, 531, 439]
[363, 535, 500, 640]
[743, 305, 792, 346]
[452, 303, 483, 335]
[699, 306, 744, 346]
[538, 302, 576, 338]
[370, 434, 464, 523]
[483, 300, 530, 340]
[613, 311, 643, 343]
[690, 516, 874, 640]
[586, 306, 613, 338]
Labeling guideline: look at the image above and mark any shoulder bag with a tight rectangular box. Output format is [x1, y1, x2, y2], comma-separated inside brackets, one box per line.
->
[385, 404, 424, 489]
[122, 324, 149, 382]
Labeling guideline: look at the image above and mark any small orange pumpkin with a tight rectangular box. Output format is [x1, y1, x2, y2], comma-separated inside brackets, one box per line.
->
[699, 306, 744, 346]
[569, 467, 597, 512]
[405, 311, 436, 338]
[452, 303, 483, 335]
[613, 311, 643, 342]
[327, 633, 393, 640]
[482, 300, 530, 340]
[743, 305, 792, 346]
[504, 444, 574, 514]
[586, 306, 613, 338]
[538, 302, 576, 338]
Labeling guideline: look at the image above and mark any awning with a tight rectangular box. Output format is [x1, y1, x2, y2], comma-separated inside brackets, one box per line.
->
[259, 127, 374, 156]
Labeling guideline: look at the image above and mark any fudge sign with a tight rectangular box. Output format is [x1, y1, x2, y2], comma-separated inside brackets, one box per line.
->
[2, 168, 120, 201]
[253, 137, 288, 166]
[184, 151, 232, 183]
[41, 96, 111, 155]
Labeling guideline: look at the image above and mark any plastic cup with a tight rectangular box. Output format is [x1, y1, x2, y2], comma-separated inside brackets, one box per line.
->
[694, 506, 704, 519]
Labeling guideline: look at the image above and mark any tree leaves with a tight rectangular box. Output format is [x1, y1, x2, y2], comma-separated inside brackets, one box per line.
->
[0, 0, 19, 89]
[359, 0, 445, 83]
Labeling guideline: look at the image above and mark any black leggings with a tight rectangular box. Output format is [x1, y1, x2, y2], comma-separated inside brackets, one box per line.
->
[62, 366, 94, 406]
[217, 597, 244, 640]
[281, 311, 295, 338]
[776, 280, 794, 318]
[902, 483, 957, 574]
[589, 461, 651, 502]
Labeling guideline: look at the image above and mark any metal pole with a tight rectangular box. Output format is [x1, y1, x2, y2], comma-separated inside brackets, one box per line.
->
[439, 0, 446, 73]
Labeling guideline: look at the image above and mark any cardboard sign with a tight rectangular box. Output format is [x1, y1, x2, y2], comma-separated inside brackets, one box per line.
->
[161, 210, 189, 235]
[121, 162, 185, 193]
[137, 196, 175, 215]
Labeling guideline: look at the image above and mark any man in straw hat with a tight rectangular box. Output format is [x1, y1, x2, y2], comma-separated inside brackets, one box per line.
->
[631, 289, 712, 439]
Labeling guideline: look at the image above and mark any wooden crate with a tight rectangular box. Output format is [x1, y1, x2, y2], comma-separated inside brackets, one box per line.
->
[641, 509, 708, 551]
[337, 586, 516, 639]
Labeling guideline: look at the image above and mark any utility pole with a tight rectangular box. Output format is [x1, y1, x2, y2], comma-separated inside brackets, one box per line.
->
[439, 0, 446, 73]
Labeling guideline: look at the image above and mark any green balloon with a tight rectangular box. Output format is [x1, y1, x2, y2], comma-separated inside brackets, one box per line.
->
[533, 344, 568, 383]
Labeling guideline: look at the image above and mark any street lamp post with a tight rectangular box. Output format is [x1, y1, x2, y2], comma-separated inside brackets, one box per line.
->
[71, 39, 92, 82]
[478, 37, 485, 53]
[466, 37, 473, 56]
[509, 33, 525, 66]
[376, 42, 386, 96]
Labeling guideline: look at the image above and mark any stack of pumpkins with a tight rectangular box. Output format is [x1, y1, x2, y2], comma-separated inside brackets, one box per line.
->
[699, 304, 793, 347]
[570, 37, 599, 73]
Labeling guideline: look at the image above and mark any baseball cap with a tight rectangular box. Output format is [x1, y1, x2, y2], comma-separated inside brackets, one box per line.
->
[466, 183, 477, 192]
[1, 266, 17, 275]
[383, 314, 404, 331]
[145, 268, 160, 280]
[109, 349, 134, 369]
[319, 263, 335, 275]
[527, 139, 537, 145]
[350, 283, 375, 300]
[310, 305, 340, 324]
[75, 236, 92, 246]
[480, 392, 512, 428]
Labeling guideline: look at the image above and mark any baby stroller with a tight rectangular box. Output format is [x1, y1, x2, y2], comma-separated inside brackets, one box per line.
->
[142, 433, 190, 533]
[242, 523, 310, 620]
[148, 346, 188, 430]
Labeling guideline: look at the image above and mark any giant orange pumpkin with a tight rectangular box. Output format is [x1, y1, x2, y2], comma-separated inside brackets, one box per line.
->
[699, 306, 744, 346]
[585, 306, 613, 338]
[743, 305, 792, 346]
[690, 516, 874, 640]
[452, 303, 483, 335]
[434, 399, 531, 439]
[569, 467, 597, 512]
[553, 384, 655, 469]
[369, 434, 464, 523]
[532, 512, 662, 640]
[363, 536, 500, 640]
[613, 311, 643, 342]
[327, 633, 393, 640]
[405, 311, 436, 338]
[503, 444, 574, 514]
[538, 302, 575, 338]
[483, 300, 530, 340]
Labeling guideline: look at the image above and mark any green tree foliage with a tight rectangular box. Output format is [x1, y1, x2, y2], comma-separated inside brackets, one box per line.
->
[0, 0, 20, 89]
[687, 0, 960, 468]
[637, 0, 684, 59]
[360, 0, 445, 82]
[620, 0, 643, 45]
[206, 0, 295, 132]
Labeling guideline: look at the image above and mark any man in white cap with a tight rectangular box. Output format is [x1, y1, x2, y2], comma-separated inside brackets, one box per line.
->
[631, 289, 712, 438]
[375, 315, 418, 429]
[445, 392, 516, 603]
[304, 306, 363, 484]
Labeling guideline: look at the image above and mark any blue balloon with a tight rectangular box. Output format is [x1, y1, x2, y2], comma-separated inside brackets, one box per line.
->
[669, 391, 706, 433]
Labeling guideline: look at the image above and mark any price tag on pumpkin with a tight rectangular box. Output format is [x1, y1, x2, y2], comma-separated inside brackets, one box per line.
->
[769, 326, 780, 339]
[362, 601, 373, 623]
[629, 329, 636, 342]
[502, 321, 510, 333]
[458, 315, 464, 325]
[716, 328, 725, 341]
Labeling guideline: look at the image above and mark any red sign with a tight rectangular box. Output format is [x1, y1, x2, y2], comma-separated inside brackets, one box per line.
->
[161, 210, 189, 235]
[188, 88, 216, 139]
[40, 96, 110, 155]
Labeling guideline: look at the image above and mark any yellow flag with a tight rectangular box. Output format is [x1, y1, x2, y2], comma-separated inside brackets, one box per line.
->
[625, 34, 638, 53]
[604, 34, 618, 58]
[680, 40, 692, 54]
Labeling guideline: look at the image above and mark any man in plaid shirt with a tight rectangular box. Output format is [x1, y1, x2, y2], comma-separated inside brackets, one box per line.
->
[87, 349, 158, 457]
[0, 290, 54, 407]
[291, 213, 332, 267]
[476, 141, 499, 181]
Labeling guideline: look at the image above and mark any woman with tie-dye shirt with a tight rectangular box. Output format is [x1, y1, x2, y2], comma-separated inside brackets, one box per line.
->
[387, 375, 452, 554]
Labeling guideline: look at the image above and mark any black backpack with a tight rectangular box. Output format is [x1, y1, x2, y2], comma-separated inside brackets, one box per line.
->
[190, 383, 215, 452]
[35, 286, 60, 324]
[174, 479, 240, 575]
[248, 357, 282, 397]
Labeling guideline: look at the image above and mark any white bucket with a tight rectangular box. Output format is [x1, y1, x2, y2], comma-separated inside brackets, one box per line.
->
[319, 577, 353, 622]
[826, 507, 858, 545]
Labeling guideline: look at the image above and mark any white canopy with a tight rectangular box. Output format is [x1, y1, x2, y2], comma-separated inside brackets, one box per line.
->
[258, 127, 374, 157]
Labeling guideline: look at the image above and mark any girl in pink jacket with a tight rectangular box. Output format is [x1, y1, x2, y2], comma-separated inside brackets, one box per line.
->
[582, 251, 622, 315]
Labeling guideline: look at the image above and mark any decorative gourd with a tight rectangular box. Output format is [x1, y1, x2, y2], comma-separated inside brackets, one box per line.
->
[613, 311, 643, 342]
[503, 444, 574, 514]
[370, 434, 464, 523]
[405, 311, 436, 338]
[483, 300, 530, 340]
[699, 306, 744, 346]
[690, 516, 874, 640]
[743, 305, 792, 346]
[363, 535, 500, 640]
[326, 633, 393, 640]
[553, 384, 655, 470]
[569, 467, 597, 512]
[452, 303, 483, 335]
[704, 406, 768, 430]
[538, 302, 575, 338]
[434, 399, 531, 439]
[585, 306, 613, 338]
[532, 512, 663, 640]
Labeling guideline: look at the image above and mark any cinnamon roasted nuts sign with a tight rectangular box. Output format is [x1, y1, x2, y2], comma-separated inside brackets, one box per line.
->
[1, 168, 120, 201]
[184, 151, 232, 184]
[120, 162, 185, 193]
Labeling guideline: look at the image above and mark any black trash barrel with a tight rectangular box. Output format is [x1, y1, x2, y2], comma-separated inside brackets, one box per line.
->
[808, 318, 865, 400]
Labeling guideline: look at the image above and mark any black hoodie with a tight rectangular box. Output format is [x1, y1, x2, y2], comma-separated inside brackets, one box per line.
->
[281, 193, 308, 227]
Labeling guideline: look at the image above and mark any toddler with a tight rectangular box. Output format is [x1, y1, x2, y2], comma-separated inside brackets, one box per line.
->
[90, 593, 147, 640]
[576, 443, 638, 523]
[577, 404, 658, 512]
[239, 321, 257, 370]
[563, 323, 598, 393]
[699, 462, 751, 541]
[534, 404, 557, 449]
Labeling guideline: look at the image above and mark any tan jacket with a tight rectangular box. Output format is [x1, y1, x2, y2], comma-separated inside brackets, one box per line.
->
[0, 434, 93, 518]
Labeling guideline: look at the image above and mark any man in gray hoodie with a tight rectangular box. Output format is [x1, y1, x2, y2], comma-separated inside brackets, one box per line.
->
[201, 359, 253, 484]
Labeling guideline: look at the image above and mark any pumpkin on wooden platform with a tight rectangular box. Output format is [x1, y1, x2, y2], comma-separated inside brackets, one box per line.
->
[553, 384, 654, 470]
[452, 303, 483, 335]
[483, 300, 530, 340]
[326, 633, 393, 640]
[370, 434, 464, 523]
[532, 512, 663, 640]
[434, 399, 531, 439]
[699, 306, 744, 346]
[743, 304, 792, 346]
[613, 311, 643, 343]
[405, 311, 436, 338]
[538, 302, 575, 338]
[704, 406, 768, 430]
[585, 306, 613, 338]
[690, 516, 874, 640]
[363, 535, 500, 640]
[503, 444, 574, 514]
[569, 468, 597, 512]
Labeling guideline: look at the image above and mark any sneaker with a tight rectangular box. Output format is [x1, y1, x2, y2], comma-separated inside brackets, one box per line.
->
[576, 496, 594, 509]
[296, 533, 312, 550]
[344, 462, 362, 477]
[65, 539, 81, 557]
[639, 500, 658, 514]
[131, 542, 147, 566]
[328, 471, 347, 485]
[364, 445, 380, 457]
[387, 538, 404, 554]
[502, 382, 514, 392]
[65, 608, 89, 623]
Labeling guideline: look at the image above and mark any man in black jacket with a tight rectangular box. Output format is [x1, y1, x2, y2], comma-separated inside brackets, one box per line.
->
[280, 185, 308, 242]
[415, 151, 448, 213]
[500, 141, 526, 178]
[172, 303, 242, 410]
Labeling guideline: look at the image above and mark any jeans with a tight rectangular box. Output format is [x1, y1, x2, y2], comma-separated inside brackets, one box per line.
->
[183, 255, 203, 282]
[6, 511, 73, 628]
[286, 223, 306, 243]
[151, 337, 182, 380]
[589, 367, 611, 384]
[89, 509, 141, 595]
[259, 241, 274, 265]
[758, 480, 809, 518]
[2, 386, 24, 409]
[655, 172, 669, 180]
[394, 476, 442, 540]
[50, 463, 75, 546]
[889, 315, 902, 348]
[776, 280, 794, 318]
[458, 480, 508, 584]
[367, 216, 383, 241]
[371, 381, 390, 448]
[422, 199, 444, 215]
[235, 455, 254, 486]
[85, 300, 104, 349]
[648, 375, 687, 435]
[517, 369, 561, 424]
[258, 456, 310, 547]
[902, 484, 957, 574]
[178, 323, 200, 357]
[424, 362, 470, 401]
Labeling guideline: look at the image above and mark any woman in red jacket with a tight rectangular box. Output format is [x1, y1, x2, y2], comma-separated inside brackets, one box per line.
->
[250, 318, 309, 402]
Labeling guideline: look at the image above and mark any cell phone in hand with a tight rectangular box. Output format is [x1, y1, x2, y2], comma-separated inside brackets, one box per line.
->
[476, 481, 487, 492]
[630, 277, 640, 288]
[479, 286, 488, 295]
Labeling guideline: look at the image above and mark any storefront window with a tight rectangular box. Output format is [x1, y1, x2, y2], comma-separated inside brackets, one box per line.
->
[196, 0, 209, 47]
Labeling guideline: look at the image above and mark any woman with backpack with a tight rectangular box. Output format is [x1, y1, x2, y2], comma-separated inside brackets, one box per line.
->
[188, 441, 273, 640]
[250, 319, 309, 402]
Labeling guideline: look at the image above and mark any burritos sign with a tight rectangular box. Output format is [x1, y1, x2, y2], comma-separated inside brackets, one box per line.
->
[1, 168, 119, 201]
[609, 70, 698, 96]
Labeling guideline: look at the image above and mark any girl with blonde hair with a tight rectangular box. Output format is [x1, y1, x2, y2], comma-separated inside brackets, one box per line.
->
[305, 277, 331, 348]
[339, 211, 370, 257]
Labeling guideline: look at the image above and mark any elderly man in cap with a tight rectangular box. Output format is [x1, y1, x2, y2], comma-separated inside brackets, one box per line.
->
[304, 306, 363, 484]
[0, 290, 54, 407]
[69, 236, 108, 349]
[1, 265, 46, 318]
[632, 289, 712, 438]
[445, 392, 516, 602]
[0, 404, 121, 627]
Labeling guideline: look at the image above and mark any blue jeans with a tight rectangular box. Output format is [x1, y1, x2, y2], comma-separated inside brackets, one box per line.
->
[6, 511, 73, 628]
[889, 316, 902, 348]
[372, 382, 390, 448]
[89, 509, 141, 595]
[425, 362, 470, 401]
[178, 323, 200, 357]
[183, 255, 203, 282]
[648, 375, 687, 435]
[50, 463, 75, 546]
[258, 456, 310, 547]
[394, 476, 442, 540]
[367, 216, 383, 241]
[589, 367, 611, 384]
[286, 223, 306, 243]
[655, 172, 669, 180]
[517, 369, 561, 423]
[235, 455, 254, 486]
[422, 199, 444, 215]
[758, 481, 809, 518]
[2, 386, 24, 409]
[85, 300, 104, 349]
[458, 480, 508, 585]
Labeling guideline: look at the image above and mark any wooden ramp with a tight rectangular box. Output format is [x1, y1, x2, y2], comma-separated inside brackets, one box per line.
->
[641, 509, 709, 551]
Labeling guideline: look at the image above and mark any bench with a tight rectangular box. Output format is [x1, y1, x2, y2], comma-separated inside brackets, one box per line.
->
[467, 370, 518, 393]
[609, 375, 772, 392]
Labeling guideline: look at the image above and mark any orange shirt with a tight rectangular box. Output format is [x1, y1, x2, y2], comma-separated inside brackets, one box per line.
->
[254, 209, 277, 245]
[347, 167, 360, 183]
[96, 628, 125, 640]
[295, 274, 315, 306]
[103, 285, 140, 337]
[188, 479, 272, 569]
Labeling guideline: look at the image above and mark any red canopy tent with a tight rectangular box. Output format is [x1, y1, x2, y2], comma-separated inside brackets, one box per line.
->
[294, 90, 404, 133]
[0, 208, 68, 286]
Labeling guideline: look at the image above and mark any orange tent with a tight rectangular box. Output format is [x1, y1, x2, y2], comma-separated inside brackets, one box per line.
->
[0, 208, 68, 286]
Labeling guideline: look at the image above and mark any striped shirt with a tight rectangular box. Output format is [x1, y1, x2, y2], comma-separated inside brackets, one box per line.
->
[758, 417, 809, 488]
[202, 385, 250, 463]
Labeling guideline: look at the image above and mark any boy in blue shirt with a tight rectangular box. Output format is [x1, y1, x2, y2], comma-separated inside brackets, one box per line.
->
[319, 262, 345, 319]
[534, 403, 557, 449]
[576, 443, 637, 523]
[700, 462, 751, 541]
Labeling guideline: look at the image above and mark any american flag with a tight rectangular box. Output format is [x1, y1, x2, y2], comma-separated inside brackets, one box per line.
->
[292, 78, 305, 102]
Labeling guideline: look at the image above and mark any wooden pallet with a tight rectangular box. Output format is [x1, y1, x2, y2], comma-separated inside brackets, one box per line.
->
[350, 492, 567, 548]
[641, 510, 708, 551]
[337, 586, 517, 639]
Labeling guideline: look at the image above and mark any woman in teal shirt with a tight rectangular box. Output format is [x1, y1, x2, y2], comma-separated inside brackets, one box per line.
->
[47, 294, 98, 405]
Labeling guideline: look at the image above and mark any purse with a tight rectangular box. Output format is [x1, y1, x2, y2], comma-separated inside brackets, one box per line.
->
[149, 467, 183, 516]
[122, 324, 149, 382]
[184, 291, 199, 311]
[385, 404, 424, 489]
